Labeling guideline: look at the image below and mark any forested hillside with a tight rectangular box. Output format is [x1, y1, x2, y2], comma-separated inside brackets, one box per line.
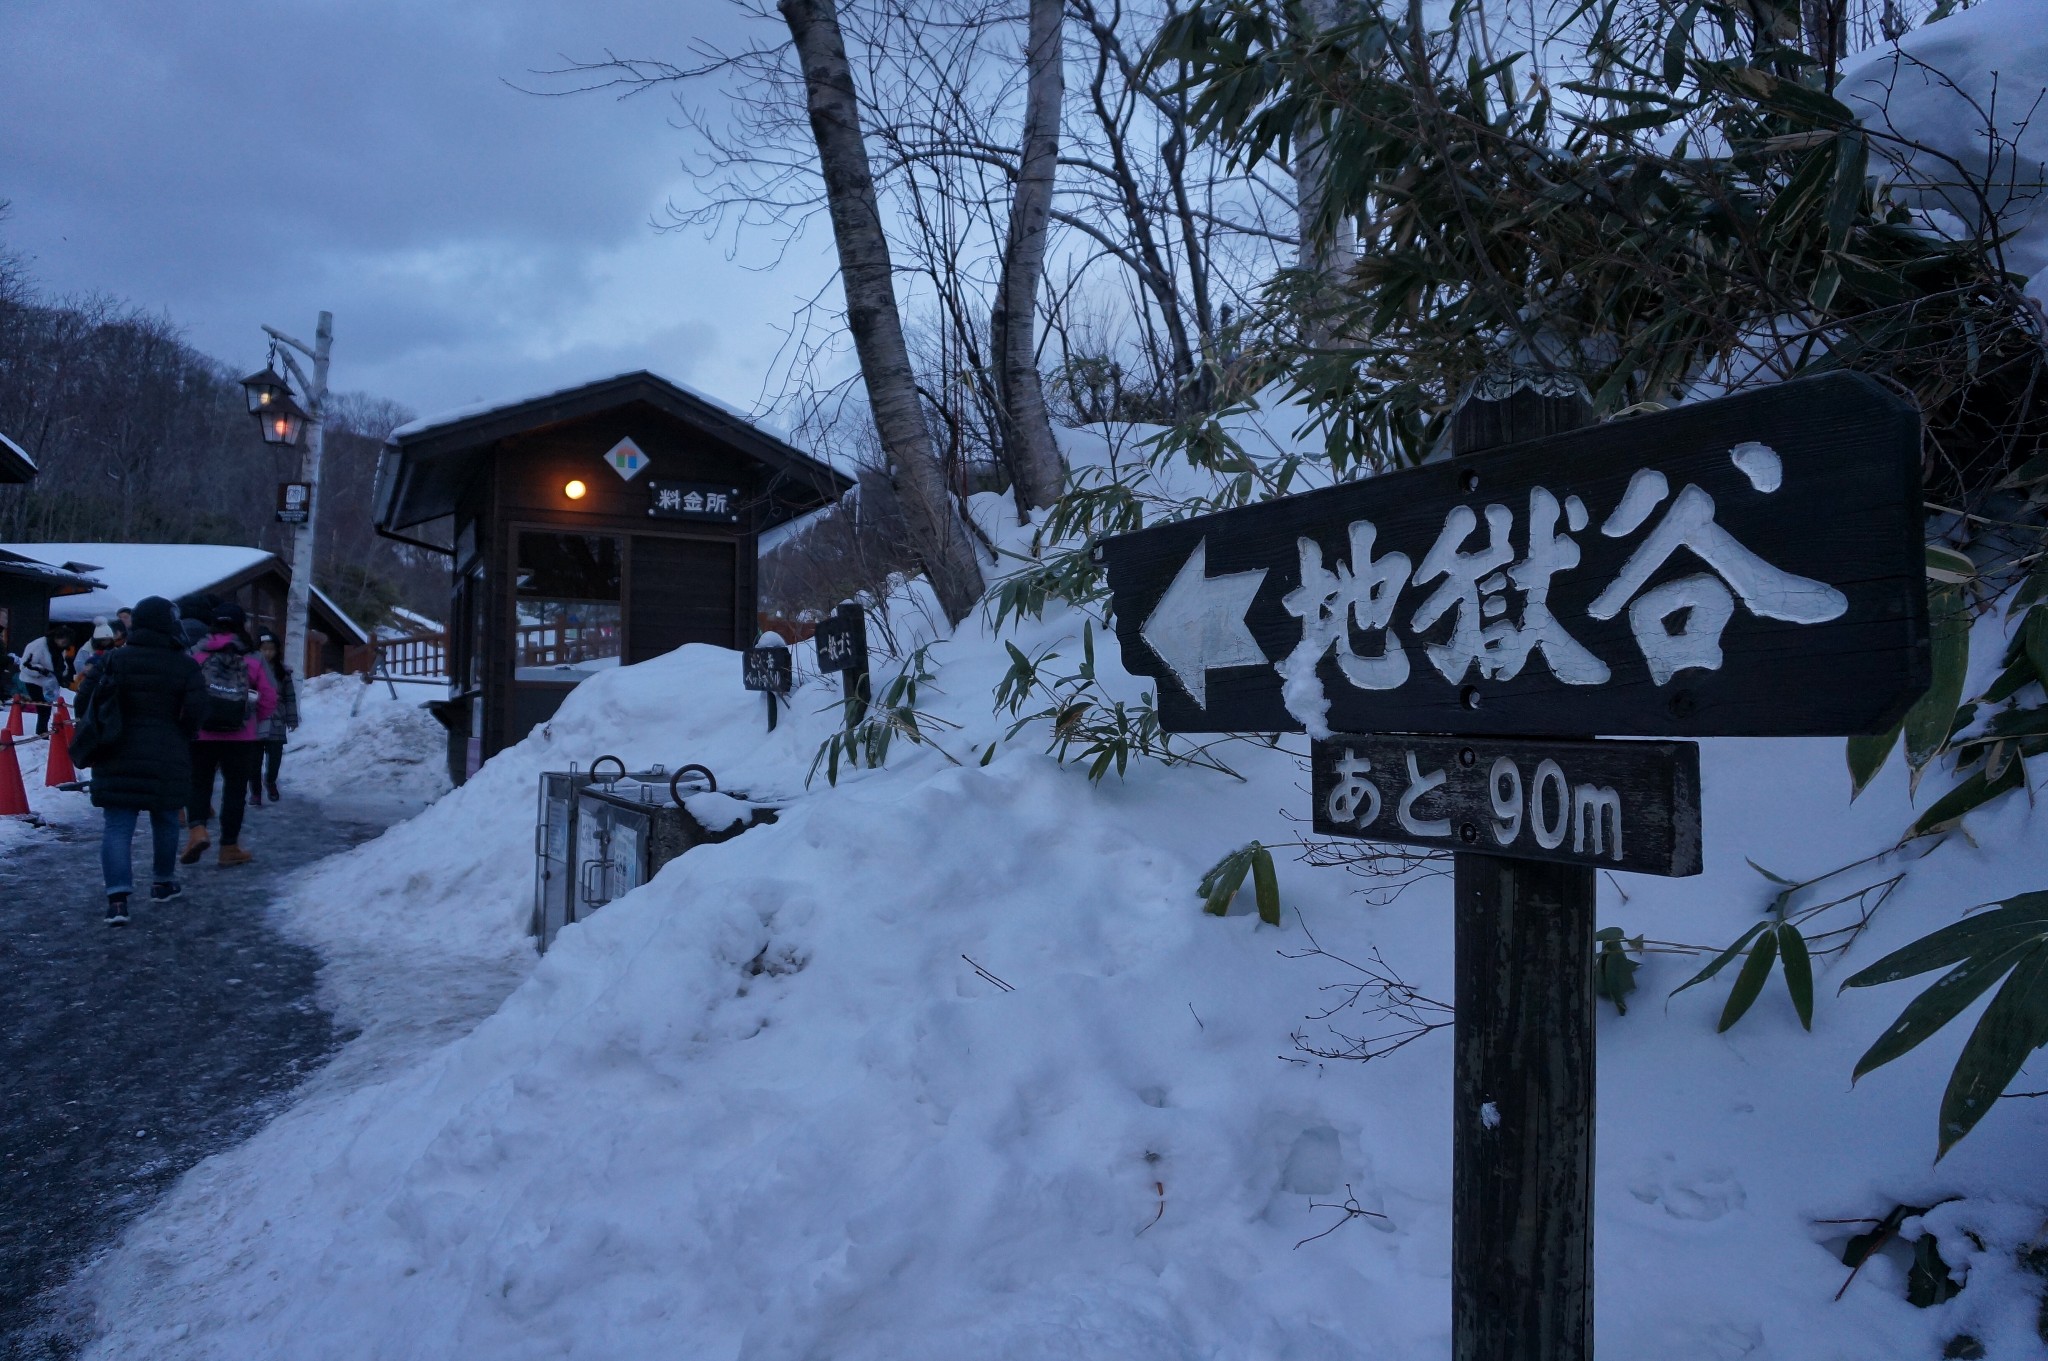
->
[0, 213, 444, 628]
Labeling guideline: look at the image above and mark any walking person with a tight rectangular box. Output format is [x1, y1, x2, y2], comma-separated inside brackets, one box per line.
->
[75, 597, 207, 926]
[74, 617, 119, 688]
[19, 620, 70, 736]
[247, 630, 298, 806]
[181, 604, 276, 868]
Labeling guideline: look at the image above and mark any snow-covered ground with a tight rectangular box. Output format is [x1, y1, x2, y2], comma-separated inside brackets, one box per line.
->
[53, 489, 2048, 1358]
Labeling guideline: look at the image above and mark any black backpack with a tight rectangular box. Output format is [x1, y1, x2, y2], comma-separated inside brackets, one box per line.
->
[197, 646, 254, 732]
[69, 666, 124, 768]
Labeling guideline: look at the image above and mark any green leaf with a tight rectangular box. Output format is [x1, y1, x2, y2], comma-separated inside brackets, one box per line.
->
[1718, 926, 1781, 1032]
[1779, 922, 1814, 1030]
[2026, 606, 2048, 689]
[1847, 723, 1900, 799]
[1662, 0, 1700, 87]
[1251, 844, 1282, 927]
[1852, 940, 2037, 1080]
[1844, 892, 2048, 988]
[1199, 846, 1254, 917]
[1671, 922, 1771, 999]
[1596, 927, 1640, 1015]
[1908, 758, 2025, 838]
[1904, 582, 1969, 773]
[1747, 858, 1796, 885]
[1938, 943, 2048, 1157]
[1925, 544, 1975, 584]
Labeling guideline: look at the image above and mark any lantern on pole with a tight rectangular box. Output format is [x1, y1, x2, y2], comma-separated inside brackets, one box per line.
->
[240, 364, 308, 446]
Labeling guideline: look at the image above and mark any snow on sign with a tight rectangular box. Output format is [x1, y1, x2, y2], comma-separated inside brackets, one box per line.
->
[647, 480, 742, 524]
[602, 437, 650, 482]
[1098, 373, 1928, 739]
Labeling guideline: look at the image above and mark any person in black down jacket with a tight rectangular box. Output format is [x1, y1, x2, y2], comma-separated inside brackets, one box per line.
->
[74, 596, 206, 926]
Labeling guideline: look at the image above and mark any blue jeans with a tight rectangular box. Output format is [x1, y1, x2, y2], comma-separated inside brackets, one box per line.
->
[101, 806, 182, 898]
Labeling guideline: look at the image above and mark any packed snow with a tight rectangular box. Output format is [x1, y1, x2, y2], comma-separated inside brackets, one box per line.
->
[50, 489, 2048, 1360]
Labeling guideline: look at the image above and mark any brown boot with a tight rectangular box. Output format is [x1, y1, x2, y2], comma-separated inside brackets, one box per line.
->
[218, 844, 254, 867]
[180, 825, 211, 865]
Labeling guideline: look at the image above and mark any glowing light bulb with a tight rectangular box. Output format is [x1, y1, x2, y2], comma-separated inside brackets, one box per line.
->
[564, 479, 588, 501]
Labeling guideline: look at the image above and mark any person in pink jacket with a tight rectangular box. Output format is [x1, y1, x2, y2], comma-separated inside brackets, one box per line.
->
[181, 603, 278, 867]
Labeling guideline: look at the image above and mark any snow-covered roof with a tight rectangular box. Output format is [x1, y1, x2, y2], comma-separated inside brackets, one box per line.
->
[310, 584, 370, 645]
[0, 547, 99, 593]
[0, 431, 34, 483]
[390, 605, 442, 632]
[0, 543, 276, 623]
[391, 368, 794, 446]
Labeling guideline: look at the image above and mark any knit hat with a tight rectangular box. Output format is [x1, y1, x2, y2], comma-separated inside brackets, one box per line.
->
[92, 617, 115, 643]
[210, 602, 248, 631]
[132, 597, 179, 636]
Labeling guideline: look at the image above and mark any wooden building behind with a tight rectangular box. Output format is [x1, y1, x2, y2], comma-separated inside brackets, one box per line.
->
[373, 371, 850, 782]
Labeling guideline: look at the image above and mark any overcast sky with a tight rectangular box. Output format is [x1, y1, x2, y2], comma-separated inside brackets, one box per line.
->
[0, 0, 838, 423]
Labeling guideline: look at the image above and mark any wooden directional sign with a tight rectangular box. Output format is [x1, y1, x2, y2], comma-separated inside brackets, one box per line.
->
[742, 645, 792, 695]
[1098, 373, 1926, 738]
[1311, 734, 1701, 876]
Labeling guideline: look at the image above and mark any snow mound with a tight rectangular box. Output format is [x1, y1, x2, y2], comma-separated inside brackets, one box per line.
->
[70, 568, 2048, 1359]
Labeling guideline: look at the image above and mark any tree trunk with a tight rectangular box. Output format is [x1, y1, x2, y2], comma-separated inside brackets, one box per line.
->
[778, 0, 986, 625]
[1292, 0, 1358, 351]
[991, 0, 1067, 514]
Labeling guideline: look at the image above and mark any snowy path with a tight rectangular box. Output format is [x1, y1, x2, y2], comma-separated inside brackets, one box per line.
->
[0, 795, 395, 1358]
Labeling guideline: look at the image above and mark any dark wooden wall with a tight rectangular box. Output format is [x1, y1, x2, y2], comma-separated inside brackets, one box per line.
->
[458, 402, 766, 762]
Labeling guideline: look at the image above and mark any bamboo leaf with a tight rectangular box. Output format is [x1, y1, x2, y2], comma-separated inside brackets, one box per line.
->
[1252, 844, 1282, 926]
[1847, 723, 1900, 799]
[1852, 941, 2037, 1080]
[1779, 923, 1815, 1030]
[2026, 606, 2048, 688]
[1718, 927, 1781, 1032]
[1904, 582, 1969, 772]
[1199, 846, 1254, 917]
[1938, 944, 2048, 1157]
[1672, 922, 1770, 998]
[1909, 759, 2025, 838]
[1747, 858, 1796, 885]
[1844, 893, 2048, 988]
[1925, 544, 1975, 584]
[1662, 0, 1700, 88]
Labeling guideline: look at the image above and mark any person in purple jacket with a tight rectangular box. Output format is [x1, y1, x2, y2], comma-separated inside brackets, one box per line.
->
[181, 603, 278, 867]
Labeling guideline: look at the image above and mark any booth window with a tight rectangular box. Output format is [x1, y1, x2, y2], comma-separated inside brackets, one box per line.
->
[515, 531, 624, 682]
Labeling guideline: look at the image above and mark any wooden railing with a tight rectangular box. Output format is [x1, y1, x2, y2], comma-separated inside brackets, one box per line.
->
[516, 623, 621, 672]
[379, 630, 448, 678]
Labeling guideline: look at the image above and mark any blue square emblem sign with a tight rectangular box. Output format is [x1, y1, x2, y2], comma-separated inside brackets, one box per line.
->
[603, 437, 649, 482]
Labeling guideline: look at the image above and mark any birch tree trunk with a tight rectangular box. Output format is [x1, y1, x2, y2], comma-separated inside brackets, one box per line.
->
[991, 0, 1067, 513]
[778, 0, 987, 625]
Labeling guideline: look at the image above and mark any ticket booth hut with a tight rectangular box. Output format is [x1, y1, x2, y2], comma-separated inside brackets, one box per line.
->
[373, 372, 850, 782]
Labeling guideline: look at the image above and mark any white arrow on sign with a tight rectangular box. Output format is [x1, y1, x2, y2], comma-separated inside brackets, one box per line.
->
[1141, 538, 1269, 708]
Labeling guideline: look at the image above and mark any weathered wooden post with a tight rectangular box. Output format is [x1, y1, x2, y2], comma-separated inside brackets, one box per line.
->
[1451, 379, 1595, 1361]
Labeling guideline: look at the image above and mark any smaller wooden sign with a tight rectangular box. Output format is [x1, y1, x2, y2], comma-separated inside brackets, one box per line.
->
[276, 481, 312, 524]
[648, 480, 742, 523]
[813, 605, 867, 676]
[1310, 733, 1702, 877]
[742, 645, 793, 694]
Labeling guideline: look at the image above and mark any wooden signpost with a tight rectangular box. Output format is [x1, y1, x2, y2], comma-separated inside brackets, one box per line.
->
[814, 601, 870, 719]
[1095, 371, 1929, 1361]
[742, 636, 793, 731]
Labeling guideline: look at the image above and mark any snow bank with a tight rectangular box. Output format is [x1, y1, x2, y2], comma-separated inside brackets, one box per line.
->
[70, 552, 2048, 1358]
[282, 674, 451, 808]
[1844, 0, 2048, 302]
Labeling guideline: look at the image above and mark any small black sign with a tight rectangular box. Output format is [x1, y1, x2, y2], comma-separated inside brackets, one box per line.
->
[743, 645, 793, 694]
[276, 481, 312, 525]
[647, 481, 742, 523]
[1310, 733, 1701, 877]
[814, 606, 867, 675]
[1097, 374, 1926, 739]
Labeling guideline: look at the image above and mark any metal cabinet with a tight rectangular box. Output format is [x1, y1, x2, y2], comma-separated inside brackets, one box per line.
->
[533, 761, 774, 951]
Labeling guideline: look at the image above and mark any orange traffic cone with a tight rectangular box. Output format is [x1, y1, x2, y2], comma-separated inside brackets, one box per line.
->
[45, 700, 76, 786]
[0, 735, 29, 817]
[2, 696, 22, 738]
